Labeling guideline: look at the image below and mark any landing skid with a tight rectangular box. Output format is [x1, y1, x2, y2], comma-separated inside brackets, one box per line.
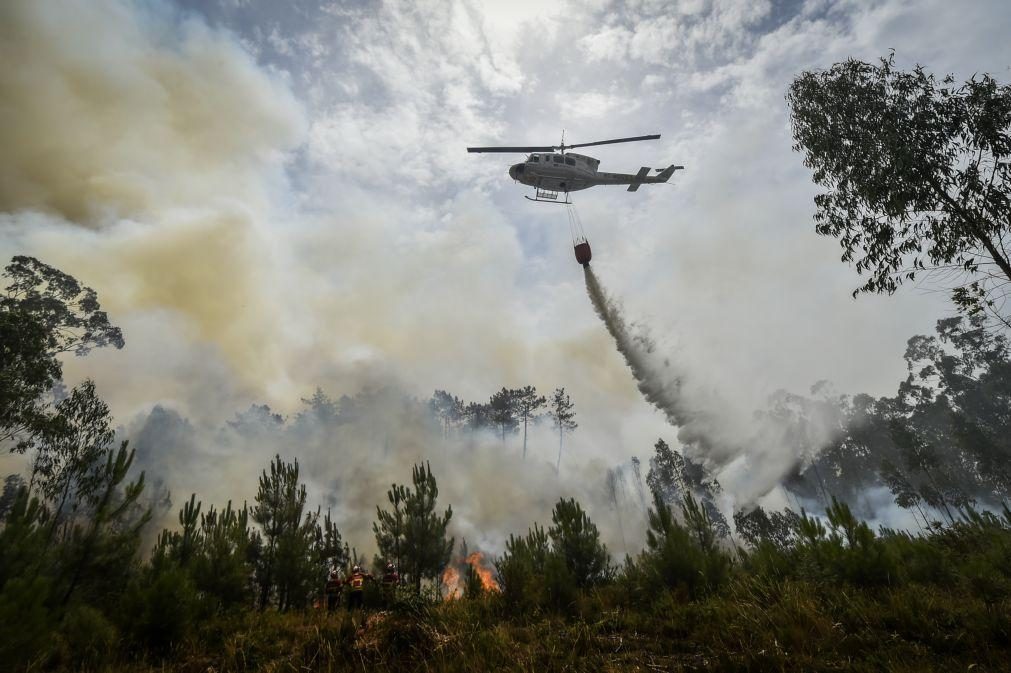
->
[525, 187, 571, 204]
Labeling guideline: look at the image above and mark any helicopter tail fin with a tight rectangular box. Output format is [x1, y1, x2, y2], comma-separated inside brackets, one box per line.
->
[626, 167, 651, 192]
[652, 164, 685, 183]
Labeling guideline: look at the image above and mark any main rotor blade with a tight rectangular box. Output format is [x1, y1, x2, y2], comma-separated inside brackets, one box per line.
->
[467, 146, 555, 153]
[565, 134, 661, 149]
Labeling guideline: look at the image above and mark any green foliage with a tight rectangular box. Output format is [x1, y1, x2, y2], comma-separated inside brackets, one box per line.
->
[120, 565, 199, 655]
[787, 55, 1011, 326]
[0, 574, 53, 670]
[796, 498, 897, 586]
[59, 440, 148, 606]
[639, 490, 730, 599]
[0, 254, 125, 461]
[374, 483, 408, 575]
[152, 497, 257, 613]
[57, 603, 119, 670]
[496, 524, 549, 612]
[548, 498, 611, 588]
[547, 388, 577, 473]
[251, 455, 321, 611]
[791, 315, 1011, 521]
[0, 309, 61, 450]
[488, 387, 519, 441]
[543, 550, 578, 611]
[429, 389, 464, 438]
[374, 462, 453, 594]
[647, 438, 730, 539]
[1, 255, 125, 356]
[496, 499, 610, 614]
[734, 504, 800, 549]
[512, 385, 546, 460]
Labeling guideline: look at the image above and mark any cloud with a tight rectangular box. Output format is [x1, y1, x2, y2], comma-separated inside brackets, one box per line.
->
[306, 0, 524, 192]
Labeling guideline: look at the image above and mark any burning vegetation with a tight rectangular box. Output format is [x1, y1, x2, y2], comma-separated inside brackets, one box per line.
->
[441, 550, 499, 599]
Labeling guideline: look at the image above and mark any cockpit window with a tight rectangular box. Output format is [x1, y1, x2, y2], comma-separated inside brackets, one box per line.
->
[530, 156, 539, 162]
[553, 155, 563, 163]
[565, 157, 575, 166]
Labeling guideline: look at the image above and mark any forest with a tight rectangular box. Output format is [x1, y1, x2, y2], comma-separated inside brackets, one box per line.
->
[2, 55, 1011, 672]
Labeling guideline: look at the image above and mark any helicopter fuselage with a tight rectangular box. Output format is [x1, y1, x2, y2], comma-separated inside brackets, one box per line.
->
[508, 152, 682, 195]
[509, 152, 599, 192]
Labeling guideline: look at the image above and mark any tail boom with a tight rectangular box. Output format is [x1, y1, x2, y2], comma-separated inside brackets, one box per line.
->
[597, 164, 685, 192]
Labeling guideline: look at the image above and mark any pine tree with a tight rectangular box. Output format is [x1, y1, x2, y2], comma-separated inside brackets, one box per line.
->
[429, 390, 464, 438]
[374, 462, 453, 594]
[463, 402, 489, 434]
[251, 455, 314, 610]
[194, 500, 254, 610]
[547, 388, 577, 473]
[513, 386, 546, 460]
[646, 438, 730, 540]
[488, 388, 519, 443]
[547, 498, 610, 588]
[464, 563, 483, 599]
[374, 483, 409, 574]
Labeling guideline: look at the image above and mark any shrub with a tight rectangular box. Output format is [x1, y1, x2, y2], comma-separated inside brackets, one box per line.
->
[57, 603, 118, 670]
[0, 575, 53, 670]
[120, 565, 199, 655]
[548, 498, 611, 588]
[637, 491, 732, 599]
[796, 498, 897, 587]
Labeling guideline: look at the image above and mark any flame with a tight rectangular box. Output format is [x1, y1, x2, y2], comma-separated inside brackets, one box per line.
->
[441, 550, 500, 599]
[441, 565, 462, 598]
[465, 552, 500, 593]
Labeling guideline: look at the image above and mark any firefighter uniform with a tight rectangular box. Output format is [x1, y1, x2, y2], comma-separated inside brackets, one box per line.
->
[381, 563, 400, 604]
[324, 569, 343, 611]
[346, 566, 372, 610]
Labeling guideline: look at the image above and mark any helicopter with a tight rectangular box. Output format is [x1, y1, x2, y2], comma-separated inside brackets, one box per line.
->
[467, 133, 682, 203]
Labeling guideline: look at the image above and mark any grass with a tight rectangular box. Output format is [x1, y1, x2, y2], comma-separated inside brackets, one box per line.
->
[108, 577, 1008, 673]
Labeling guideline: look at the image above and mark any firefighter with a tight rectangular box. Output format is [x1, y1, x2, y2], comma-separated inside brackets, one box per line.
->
[324, 565, 343, 611]
[380, 562, 400, 605]
[346, 564, 373, 611]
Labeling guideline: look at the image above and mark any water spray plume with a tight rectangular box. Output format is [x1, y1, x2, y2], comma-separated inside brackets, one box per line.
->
[582, 265, 838, 505]
[583, 266, 711, 450]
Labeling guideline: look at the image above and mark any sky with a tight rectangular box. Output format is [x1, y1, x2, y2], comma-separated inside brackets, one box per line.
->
[3, 0, 1011, 543]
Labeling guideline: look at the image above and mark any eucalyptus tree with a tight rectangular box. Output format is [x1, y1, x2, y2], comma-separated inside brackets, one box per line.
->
[788, 55, 1011, 327]
[1, 256, 123, 451]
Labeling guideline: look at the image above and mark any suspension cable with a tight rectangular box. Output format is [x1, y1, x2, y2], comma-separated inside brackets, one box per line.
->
[566, 203, 586, 244]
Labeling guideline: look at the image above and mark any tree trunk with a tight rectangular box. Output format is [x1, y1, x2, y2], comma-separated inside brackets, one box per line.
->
[921, 464, 956, 524]
[926, 174, 1011, 283]
[556, 429, 563, 474]
[61, 476, 117, 606]
[522, 417, 528, 460]
[810, 461, 831, 507]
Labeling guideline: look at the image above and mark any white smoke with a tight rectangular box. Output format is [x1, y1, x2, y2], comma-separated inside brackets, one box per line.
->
[120, 388, 646, 559]
[583, 264, 839, 506]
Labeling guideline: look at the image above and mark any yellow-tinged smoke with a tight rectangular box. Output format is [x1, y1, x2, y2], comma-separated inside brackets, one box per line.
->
[0, 0, 305, 225]
[0, 0, 311, 402]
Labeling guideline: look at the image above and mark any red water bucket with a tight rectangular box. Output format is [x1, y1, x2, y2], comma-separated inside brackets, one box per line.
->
[574, 240, 592, 266]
